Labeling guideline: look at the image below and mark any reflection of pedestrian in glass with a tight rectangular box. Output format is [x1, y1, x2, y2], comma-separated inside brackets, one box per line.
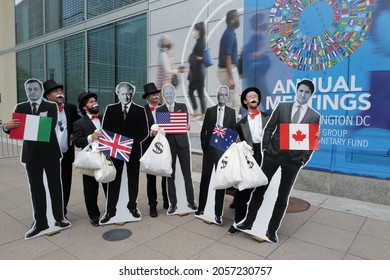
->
[241, 12, 271, 112]
[218, 10, 240, 116]
[188, 22, 206, 118]
[157, 35, 185, 104]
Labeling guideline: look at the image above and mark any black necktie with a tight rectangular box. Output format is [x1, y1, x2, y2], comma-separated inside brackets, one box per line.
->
[123, 105, 127, 120]
[32, 103, 38, 115]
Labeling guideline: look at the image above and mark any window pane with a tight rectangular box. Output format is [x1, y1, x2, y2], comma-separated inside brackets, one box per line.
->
[15, 0, 44, 44]
[46, 40, 64, 82]
[88, 24, 115, 109]
[16, 46, 44, 102]
[116, 14, 147, 105]
[65, 34, 85, 107]
[87, 0, 142, 19]
[45, 0, 84, 33]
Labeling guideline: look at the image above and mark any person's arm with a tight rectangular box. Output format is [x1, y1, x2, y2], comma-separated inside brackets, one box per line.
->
[224, 54, 235, 90]
[2, 119, 20, 133]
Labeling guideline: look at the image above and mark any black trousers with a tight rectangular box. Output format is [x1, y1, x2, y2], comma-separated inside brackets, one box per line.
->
[106, 157, 140, 215]
[82, 174, 107, 219]
[61, 150, 73, 216]
[146, 174, 168, 208]
[188, 81, 206, 113]
[198, 147, 225, 216]
[234, 143, 262, 224]
[244, 154, 302, 233]
[25, 158, 64, 227]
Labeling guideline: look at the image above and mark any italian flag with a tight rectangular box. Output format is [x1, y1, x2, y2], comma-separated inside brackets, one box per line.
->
[10, 112, 52, 142]
[280, 123, 319, 151]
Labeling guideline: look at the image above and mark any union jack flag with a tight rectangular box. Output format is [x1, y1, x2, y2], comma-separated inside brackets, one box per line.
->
[209, 125, 238, 152]
[98, 129, 133, 161]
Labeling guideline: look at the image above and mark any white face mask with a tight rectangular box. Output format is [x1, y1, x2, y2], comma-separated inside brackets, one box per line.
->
[192, 31, 198, 40]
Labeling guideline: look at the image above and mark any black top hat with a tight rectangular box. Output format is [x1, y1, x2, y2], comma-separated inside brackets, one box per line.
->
[142, 82, 161, 99]
[43, 80, 63, 98]
[241, 87, 261, 110]
[78, 91, 98, 114]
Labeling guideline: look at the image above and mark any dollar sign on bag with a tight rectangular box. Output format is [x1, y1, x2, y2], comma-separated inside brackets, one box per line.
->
[245, 155, 254, 168]
[221, 156, 228, 169]
[153, 142, 163, 154]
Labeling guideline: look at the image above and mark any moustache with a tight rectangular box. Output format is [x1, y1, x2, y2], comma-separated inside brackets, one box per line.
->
[92, 104, 99, 108]
[152, 96, 159, 100]
[56, 94, 64, 98]
[249, 98, 258, 103]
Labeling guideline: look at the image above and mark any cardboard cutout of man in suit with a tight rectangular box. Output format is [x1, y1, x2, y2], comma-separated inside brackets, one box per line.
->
[236, 79, 320, 243]
[73, 92, 107, 226]
[100, 82, 149, 224]
[195, 85, 236, 225]
[43, 79, 80, 217]
[141, 82, 169, 218]
[156, 83, 197, 215]
[2, 78, 70, 239]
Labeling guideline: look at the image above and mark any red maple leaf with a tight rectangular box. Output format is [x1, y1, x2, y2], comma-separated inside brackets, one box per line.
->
[292, 130, 306, 142]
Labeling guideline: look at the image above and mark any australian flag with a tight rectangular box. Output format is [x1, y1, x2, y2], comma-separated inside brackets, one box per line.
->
[209, 125, 238, 152]
[98, 129, 133, 161]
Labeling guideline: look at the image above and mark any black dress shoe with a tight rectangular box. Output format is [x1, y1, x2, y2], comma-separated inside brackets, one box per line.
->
[228, 225, 239, 235]
[266, 230, 278, 243]
[100, 213, 115, 224]
[194, 210, 204, 216]
[168, 205, 177, 214]
[90, 218, 99, 227]
[187, 202, 198, 210]
[215, 216, 222, 225]
[25, 224, 49, 239]
[55, 219, 70, 228]
[149, 207, 158, 218]
[130, 208, 140, 218]
[236, 221, 253, 231]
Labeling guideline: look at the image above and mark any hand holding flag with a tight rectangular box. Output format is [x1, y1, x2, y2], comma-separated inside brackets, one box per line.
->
[209, 125, 238, 152]
[10, 112, 52, 142]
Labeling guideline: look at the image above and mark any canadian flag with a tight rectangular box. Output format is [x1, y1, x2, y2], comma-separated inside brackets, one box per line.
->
[280, 123, 319, 150]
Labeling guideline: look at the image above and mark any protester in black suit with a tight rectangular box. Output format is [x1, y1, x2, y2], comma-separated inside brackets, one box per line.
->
[73, 92, 107, 226]
[142, 82, 169, 217]
[156, 83, 197, 214]
[237, 79, 320, 243]
[100, 82, 149, 223]
[43, 79, 80, 217]
[227, 87, 270, 235]
[196, 85, 236, 224]
[2, 78, 69, 239]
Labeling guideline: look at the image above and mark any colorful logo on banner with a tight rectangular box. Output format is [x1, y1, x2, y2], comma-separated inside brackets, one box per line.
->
[98, 129, 133, 161]
[268, 0, 375, 71]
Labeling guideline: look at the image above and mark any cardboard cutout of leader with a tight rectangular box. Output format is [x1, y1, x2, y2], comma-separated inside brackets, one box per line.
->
[195, 85, 237, 225]
[236, 79, 320, 243]
[99, 82, 149, 225]
[156, 83, 197, 215]
[3, 78, 70, 239]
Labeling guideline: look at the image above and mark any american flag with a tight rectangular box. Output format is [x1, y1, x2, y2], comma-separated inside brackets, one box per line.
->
[97, 129, 133, 161]
[209, 125, 238, 152]
[156, 112, 187, 134]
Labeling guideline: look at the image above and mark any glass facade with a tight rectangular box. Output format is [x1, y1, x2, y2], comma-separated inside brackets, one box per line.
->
[15, 0, 147, 111]
[87, 0, 142, 19]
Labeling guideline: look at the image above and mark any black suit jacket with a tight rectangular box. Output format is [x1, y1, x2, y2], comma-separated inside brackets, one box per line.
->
[102, 102, 149, 160]
[62, 103, 81, 161]
[73, 114, 103, 149]
[200, 105, 236, 151]
[236, 111, 270, 150]
[263, 102, 320, 164]
[14, 100, 62, 164]
[156, 102, 189, 149]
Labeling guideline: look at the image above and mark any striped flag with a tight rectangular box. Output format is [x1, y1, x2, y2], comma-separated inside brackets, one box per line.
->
[280, 123, 319, 150]
[10, 112, 52, 142]
[98, 129, 133, 161]
[156, 112, 187, 134]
